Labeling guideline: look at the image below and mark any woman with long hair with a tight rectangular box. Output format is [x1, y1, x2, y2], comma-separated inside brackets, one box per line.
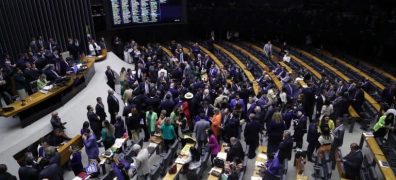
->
[267, 111, 286, 156]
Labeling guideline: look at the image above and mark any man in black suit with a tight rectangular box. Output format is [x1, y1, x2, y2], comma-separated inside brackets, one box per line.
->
[278, 131, 293, 162]
[244, 114, 262, 159]
[44, 64, 61, 82]
[95, 97, 107, 122]
[50, 112, 66, 130]
[160, 94, 175, 116]
[38, 158, 62, 180]
[107, 89, 119, 124]
[343, 143, 363, 180]
[105, 66, 116, 90]
[226, 137, 244, 162]
[18, 156, 38, 180]
[87, 105, 102, 140]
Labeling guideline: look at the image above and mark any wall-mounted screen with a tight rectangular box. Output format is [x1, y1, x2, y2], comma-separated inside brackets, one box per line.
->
[110, 0, 184, 26]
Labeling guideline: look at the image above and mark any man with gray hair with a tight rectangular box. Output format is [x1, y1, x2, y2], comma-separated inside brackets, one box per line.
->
[107, 89, 119, 124]
[194, 115, 210, 153]
[131, 144, 150, 180]
[226, 137, 244, 161]
[278, 131, 293, 162]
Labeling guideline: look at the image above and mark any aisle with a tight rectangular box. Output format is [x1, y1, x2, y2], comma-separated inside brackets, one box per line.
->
[0, 52, 130, 175]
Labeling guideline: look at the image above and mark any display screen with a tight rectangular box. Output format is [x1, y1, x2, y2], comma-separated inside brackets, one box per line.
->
[110, 0, 184, 26]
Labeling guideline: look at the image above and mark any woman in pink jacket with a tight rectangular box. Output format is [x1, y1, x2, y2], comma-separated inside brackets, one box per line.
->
[207, 129, 221, 165]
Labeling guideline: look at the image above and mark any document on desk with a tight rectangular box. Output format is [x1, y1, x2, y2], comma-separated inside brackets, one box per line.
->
[216, 152, 227, 160]
[112, 138, 125, 149]
[363, 132, 374, 137]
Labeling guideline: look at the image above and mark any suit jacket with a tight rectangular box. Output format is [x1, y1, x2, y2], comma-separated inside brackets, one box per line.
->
[332, 124, 345, 147]
[95, 103, 107, 119]
[194, 120, 210, 141]
[244, 120, 261, 145]
[18, 166, 39, 180]
[227, 141, 244, 161]
[39, 164, 62, 180]
[50, 117, 64, 130]
[344, 150, 363, 179]
[105, 69, 116, 83]
[107, 95, 120, 113]
[278, 137, 293, 161]
[87, 111, 101, 131]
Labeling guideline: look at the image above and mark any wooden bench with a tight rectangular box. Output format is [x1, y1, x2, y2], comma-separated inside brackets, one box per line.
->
[214, 43, 259, 95]
[95, 48, 108, 61]
[359, 133, 396, 180]
[58, 135, 83, 166]
[227, 42, 282, 90]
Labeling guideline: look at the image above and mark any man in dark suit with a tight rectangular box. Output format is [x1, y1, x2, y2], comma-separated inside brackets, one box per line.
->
[343, 143, 363, 180]
[107, 89, 119, 124]
[226, 137, 244, 161]
[50, 112, 66, 130]
[160, 94, 175, 116]
[87, 105, 102, 140]
[38, 158, 62, 180]
[244, 114, 262, 159]
[44, 64, 61, 82]
[105, 66, 116, 90]
[18, 156, 38, 180]
[351, 85, 365, 113]
[278, 131, 293, 162]
[95, 97, 107, 122]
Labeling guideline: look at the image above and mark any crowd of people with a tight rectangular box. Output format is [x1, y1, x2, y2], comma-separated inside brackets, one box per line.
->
[1, 36, 396, 180]
[0, 35, 107, 110]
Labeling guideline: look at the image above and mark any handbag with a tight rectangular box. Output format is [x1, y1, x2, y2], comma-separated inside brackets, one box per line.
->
[213, 157, 225, 168]
[168, 164, 177, 174]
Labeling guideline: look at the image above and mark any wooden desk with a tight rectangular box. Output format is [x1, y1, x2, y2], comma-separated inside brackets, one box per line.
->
[163, 143, 195, 180]
[95, 49, 108, 61]
[295, 48, 382, 113]
[214, 44, 259, 95]
[228, 42, 282, 90]
[161, 46, 174, 57]
[360, 133, 396, 180]
[252, 146, 268, 178]
[58, 135, 83, 166]
[0, 56, 95, 127]
[296, 175, 308, 180]
[207, 143, 228, 180]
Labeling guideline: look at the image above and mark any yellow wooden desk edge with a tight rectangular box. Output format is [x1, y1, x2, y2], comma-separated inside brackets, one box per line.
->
[95, 49, 108, 61]
[58, 134, 83, 166]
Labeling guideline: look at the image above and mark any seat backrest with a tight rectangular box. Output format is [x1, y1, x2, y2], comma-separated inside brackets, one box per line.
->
[30, 80, 38, 93]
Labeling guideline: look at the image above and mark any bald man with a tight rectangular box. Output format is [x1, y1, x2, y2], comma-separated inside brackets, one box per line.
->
[50, 112, 66, 130]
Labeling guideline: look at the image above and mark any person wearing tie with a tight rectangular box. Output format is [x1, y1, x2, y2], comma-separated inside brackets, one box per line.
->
[263, 41, 272, 60]
[105, 66, 116, 91]
[107, 89, 119, 124]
